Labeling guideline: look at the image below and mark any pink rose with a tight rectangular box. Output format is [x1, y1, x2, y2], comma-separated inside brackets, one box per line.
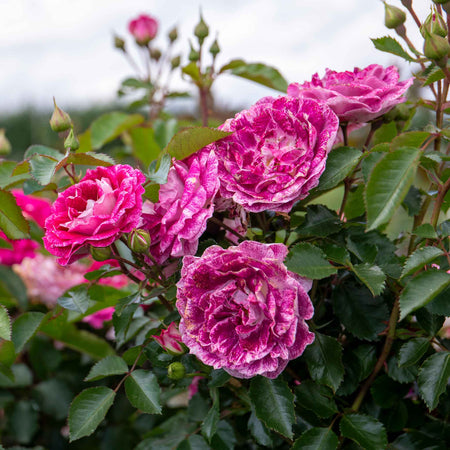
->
[128, 14, 158, 45]
[0, 233, 39, 266]
[212, 96, 339, 213]
[13, 254, 86, 307]
[142, 149, 219, 265]
[82, 307, 115, 329]
[287, 64, 413, 124]
[153, 322, 184, 355]
[12, 190, 52, 228]
[44, 164, 145, 265]
[176, 241, 315, 379]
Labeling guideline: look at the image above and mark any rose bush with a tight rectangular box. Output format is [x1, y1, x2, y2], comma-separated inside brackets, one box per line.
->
[43, 164, 145, 265]
[212, 96, 339, 212]
[287, 64, 413, 124]
[176, 241, 314, 378]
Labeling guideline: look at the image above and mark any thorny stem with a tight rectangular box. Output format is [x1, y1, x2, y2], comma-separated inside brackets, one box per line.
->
[199, 86, 209, 126]
[351, 298, 400, 411]
[430, 176, 450, 228]
[339, 178, 352, 221]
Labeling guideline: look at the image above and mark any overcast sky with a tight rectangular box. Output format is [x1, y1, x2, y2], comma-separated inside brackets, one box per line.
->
[0, 0, 430, 115]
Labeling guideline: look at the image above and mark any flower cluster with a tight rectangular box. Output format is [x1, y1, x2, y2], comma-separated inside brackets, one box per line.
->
[37, 63, 411, 379]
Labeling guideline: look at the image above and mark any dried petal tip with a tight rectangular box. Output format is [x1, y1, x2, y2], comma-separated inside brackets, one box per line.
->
[384, 2, 406, 29]
[90, 246, 113, 262]
[168, 362, 186, 380]
[50, 99, 72, 133]
[0, 129, 12, 155]
[128, 229, 151, 253]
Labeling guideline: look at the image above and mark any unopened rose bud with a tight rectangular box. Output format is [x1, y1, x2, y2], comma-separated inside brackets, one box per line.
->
[423, 29, 450, 65]
[0, 129, 11, 155]
[209, 37, 220, 57]
[194, 13, 209, 45]
[384, 2, 406, 29]
[150, 47, 162, 61]
[90, 246, 113, 262]
[188, 41, 200, 62]
[128, 229, 151, 253]
[168, 362, 186, 380]
[154, 322, 184, 355]
[114, 34, 126, 51]
[64, 128, 79, 151]
[171, 55, 181, 69]
[128, 14, 158, 46]
[421, 9, 448, 38]
[50, 98, 72, 133]
[168, 26, 178, 43]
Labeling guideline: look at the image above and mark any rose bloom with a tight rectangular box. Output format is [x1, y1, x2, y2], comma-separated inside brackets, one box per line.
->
[83, 307, 115, 329]
[176, 241, 314, 379]
[44, 165, 145, 265]
[128, 14, 158, 45]
[153, 322, 184, 355]
[287, 64, 413, 124]
[13, 254, 87, 308]
[12, 190, 52, 228]
[142, 149, 219, 264]
[212, 96, 339, 213]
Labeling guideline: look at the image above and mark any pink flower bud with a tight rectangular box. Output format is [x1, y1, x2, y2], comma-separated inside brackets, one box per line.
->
[153, 322, 184, 355]
[128, 14, 158, 46]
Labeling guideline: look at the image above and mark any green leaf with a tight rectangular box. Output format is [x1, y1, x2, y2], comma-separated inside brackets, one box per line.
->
[178, 435, 210, 450]
[249, 377, 295, 439]
[121, 77, 153, 89]
[303, 333, 344, 392]
[387, 354, 418, 383]
[202, 389, 220, 442]
[165, 127, 232, 160]
[0, 363, 32, 387]
[361, 152, 384, 183]
[9, 400, 39, 444]
[391, 131, 430, 150]
[57, 285, 91, 313]
[69, 386, 116, 441]
[220, 59, 288, 91]
[0, 189, 30, 239]
[399, 269, 450, 320]
[371, 36, 415, 62]
[24, 144, 62, 160]
[40, 313, 115, 360]
[32, 379, 73, 420]
[211, 420, 237, 450]
[56, 151, 115, 170]
[413, 223, 437, 239]
[418, 352, 450, 410]
[29, 154, 61, 185]
[12, 312, 45, 353]
[90, 112, 144, 150]
[372, 122, 398, 146]
[398, 338, 430, 367]
[316, 146, 361, 191]
[340, 413, 388, 450]
[182, 62, 201, 81]
[147, 153, 172, 184]
[332, 284, 389, 341]
[415, 308, 445, 336]
[0, 306, 11, 340]
[292, 427, 339, 450]
[124, 369, 162, 414]
[296, 205, 341, 237]
[426, 285, 450, 315]
[423, 66, 444, 86]
[130, 127, 162, 166]
[365, 147, 421, 230]
[85, 355, 129, 381]
[154, 118, 178, 149]
[401, 247, 444, 278]
[351, 263, 386, 296]
[295, 380, 338, 418]
[248, 410, 272, 447]
[286, 243, 337, 279]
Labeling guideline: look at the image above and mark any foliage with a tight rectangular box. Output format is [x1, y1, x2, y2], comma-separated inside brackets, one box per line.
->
[1, 3, 450, 450]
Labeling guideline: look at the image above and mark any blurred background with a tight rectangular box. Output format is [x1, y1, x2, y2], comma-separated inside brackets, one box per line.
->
[0, 0, 430, 153]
